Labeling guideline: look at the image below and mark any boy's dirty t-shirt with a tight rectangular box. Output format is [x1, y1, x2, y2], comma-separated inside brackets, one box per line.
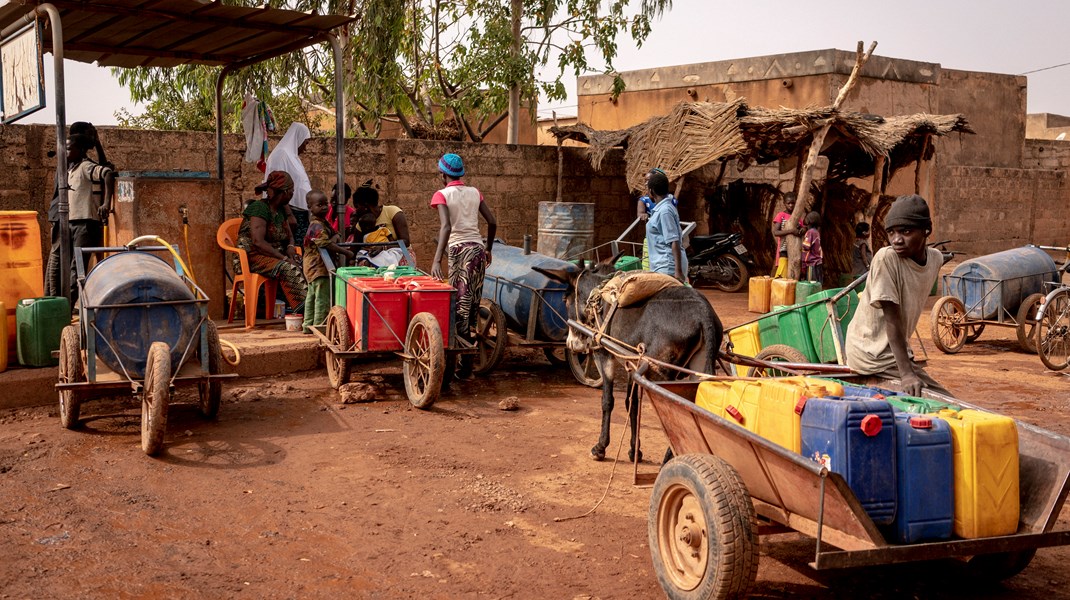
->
[303, 216, 340, 281]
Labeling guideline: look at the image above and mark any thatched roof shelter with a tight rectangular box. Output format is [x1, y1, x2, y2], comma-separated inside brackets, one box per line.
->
[550, 100, 973, 193]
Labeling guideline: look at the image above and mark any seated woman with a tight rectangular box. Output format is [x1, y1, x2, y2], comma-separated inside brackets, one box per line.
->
[352, 181, 415, 265]
[235, 170, 307, 311]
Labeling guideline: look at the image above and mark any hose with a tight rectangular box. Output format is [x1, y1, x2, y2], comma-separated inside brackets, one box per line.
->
[219, 338, 241, 366]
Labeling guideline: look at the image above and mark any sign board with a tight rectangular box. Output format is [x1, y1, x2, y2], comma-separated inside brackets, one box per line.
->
[1, 22, 45, 124]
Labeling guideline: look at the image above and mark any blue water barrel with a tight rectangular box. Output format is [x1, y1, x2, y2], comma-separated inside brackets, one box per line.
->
[482, 244, 578, 341]
[82, 252, 199, 379]
[944, 246, 1057, 320]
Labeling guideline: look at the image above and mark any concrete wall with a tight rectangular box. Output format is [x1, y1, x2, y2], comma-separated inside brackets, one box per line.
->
[1025, 138, 1070, 170]
[933, 166, 1069, 256]
[0, 124, 634, 318]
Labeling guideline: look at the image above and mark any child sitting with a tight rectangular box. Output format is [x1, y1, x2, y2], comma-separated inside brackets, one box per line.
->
[302, 190, 354, 333]
[353, 211, 405, 268]
[801, 210, 823, 283]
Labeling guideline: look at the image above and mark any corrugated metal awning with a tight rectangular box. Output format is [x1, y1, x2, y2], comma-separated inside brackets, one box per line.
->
[0, 0, 354, 68]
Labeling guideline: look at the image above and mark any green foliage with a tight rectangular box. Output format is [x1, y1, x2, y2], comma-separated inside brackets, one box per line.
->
[111, 0, 672, 139]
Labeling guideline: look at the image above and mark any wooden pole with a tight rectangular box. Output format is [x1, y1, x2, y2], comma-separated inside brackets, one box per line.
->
[914, 133, 931, 195]
[868, 155, 885, 220]
[786, 41, 876, 279]
[554, 111, 563, 202]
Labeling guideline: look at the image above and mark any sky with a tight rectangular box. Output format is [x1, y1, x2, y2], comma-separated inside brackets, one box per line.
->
[13, 0, 1070, 126]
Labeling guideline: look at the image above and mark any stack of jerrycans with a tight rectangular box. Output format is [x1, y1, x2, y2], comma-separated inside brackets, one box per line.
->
[694, 377, 843, 454]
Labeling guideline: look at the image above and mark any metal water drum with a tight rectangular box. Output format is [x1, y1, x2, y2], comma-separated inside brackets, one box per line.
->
[944, 246, 1057, 320]
[82, 252, 199, 379]
[0, 211, 44, 354]
[482, 244, 576, 341]
[536, 202, 595, 259]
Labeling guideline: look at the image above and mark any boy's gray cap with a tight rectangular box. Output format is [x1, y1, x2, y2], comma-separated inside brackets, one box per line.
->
[885, 194, 932, 231]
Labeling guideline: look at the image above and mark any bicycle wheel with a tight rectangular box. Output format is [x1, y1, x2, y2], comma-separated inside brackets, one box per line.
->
[1037, 289, 1070, 371]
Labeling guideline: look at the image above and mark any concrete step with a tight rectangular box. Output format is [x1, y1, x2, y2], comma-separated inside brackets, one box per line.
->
[0, 321, 322, 411]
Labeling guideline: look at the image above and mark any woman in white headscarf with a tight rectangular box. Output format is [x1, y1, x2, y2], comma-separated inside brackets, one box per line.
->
[265, 122, 312, 242]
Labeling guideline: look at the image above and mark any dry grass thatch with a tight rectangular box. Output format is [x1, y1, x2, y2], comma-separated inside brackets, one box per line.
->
[549, 101, 974, 192]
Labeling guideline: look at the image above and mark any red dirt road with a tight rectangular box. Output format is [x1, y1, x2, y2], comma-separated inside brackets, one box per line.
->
[1, 290, 1068, 599]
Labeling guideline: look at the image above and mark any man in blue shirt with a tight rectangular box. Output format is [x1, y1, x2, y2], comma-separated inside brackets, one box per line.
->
[645, 170, 687, 281]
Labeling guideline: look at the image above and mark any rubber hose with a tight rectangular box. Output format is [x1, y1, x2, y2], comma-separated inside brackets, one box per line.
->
[219, 338, 241, 366]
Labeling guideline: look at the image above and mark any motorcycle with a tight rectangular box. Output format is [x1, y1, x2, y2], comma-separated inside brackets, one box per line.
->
[686, 232, 755, 292]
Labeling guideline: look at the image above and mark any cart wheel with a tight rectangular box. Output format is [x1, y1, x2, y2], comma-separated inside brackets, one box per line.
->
[711, 255, 748, 293]
[197, 320, 223, 419]
[473, 299, 507, 375]
[325, 305, 352, 389]
[567, 349, 603, 388]
[58, 325, 83, 430]
[1015, 293, 1045, 353]
[543, 347, 568, 366]
[746, 344, 810, 377]
[649, 454, 759, 600]
[966, 549, 1036, 582]
[930, 296, 968, 354]
[404, 312, 445, 410]
[142, 342, 171, 456]
[965, 322, 985, 342]
[1037, 288, 1070, 371]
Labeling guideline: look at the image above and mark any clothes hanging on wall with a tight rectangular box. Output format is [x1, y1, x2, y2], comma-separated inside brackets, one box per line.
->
[241, 94, 276, 172]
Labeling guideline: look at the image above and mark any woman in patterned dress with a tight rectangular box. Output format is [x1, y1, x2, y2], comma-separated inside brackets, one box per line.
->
[235, 170, 307, 310]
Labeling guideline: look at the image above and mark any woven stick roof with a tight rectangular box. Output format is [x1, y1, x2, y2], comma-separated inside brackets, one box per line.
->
[550, 101, 973, 192]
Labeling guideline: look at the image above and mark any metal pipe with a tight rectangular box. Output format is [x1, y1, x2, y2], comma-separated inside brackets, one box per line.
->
[329, 32, 347, 263]
[522, 234, 531, 254]
[33, 4, 71, 301]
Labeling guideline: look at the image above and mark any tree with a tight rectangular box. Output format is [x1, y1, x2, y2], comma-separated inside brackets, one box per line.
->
[113, 0, 673, 140]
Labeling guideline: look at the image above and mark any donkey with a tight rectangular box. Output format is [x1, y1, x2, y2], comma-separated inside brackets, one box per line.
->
[535, 258, 724, 462]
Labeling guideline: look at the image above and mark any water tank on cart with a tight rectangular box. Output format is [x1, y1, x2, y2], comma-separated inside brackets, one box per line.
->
[82, 251, 199, 379]
[943, 246, 1057, 320]
[482, 244, 578, 341]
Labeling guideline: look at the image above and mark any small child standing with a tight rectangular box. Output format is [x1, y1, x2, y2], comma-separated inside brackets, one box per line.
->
[302, 190, 354, 333]
[851, 221, 873, 277]
[801, 210, 823, 283]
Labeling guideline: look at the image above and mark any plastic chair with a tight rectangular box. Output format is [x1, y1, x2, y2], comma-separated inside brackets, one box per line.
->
[216, 217, 278, 328]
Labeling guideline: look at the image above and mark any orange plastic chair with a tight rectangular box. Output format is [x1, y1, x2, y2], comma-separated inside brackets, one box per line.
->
[216, 217, 278, 329]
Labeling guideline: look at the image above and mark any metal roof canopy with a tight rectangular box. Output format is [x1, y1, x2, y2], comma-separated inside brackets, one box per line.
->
[0, 0, 355, 302]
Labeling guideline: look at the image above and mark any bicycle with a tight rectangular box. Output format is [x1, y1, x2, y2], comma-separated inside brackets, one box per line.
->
[1034, 245, 1070, 371]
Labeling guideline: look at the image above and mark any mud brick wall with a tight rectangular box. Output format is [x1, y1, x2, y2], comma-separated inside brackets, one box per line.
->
[933, 166, 1069, 257]
[0, 124, 632, 279]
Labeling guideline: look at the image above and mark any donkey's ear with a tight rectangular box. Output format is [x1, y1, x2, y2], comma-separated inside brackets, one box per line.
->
[602, 250, 625, 267]
[533, 266, 576, 285]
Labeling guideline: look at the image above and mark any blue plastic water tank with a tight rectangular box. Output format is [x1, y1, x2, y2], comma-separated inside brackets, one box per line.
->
[482, 244, 577, 341]
[890, 413, 954, 544]
[944, 246, 1057, 320]
[82, 252, 199, 379]
[801, 396, 897, 525]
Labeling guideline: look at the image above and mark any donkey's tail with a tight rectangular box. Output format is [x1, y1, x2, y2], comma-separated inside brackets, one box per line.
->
[701, 307, 724, 376]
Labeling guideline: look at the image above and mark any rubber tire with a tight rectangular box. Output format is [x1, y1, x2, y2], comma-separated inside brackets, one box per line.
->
[965, 322, 985, 343]
[197, 320, 222, 419]
[1037, 289, 1070, 371]
[746, 344, 809, 377]
[325, 305, 352, 389]
[649, 454, 759, 600]
[930, 296, 968, 354]
[58, 325, 83, 430]
[403, 312, 445, 410]
[711, 254, 748, 293]
[567, 348, 603, 388]
[966, 549, 1036, 582]
[473, 299, 507, 375]
[142, 342, 171, 456]
[1015, 293, 1045, 354]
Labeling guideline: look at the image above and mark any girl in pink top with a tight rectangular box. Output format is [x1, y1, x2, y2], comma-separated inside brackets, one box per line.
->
[430, 154, 497, 377]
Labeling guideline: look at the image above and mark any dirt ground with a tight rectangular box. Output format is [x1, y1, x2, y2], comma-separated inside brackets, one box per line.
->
[1, 289, 1068, 599]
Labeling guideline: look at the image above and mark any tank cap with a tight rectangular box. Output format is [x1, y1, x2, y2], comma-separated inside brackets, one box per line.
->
[794, 397, 808, 415]
[860, 414, 883, 437]
[909, 416, 933, 429]
[725, 405, 745, 424]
